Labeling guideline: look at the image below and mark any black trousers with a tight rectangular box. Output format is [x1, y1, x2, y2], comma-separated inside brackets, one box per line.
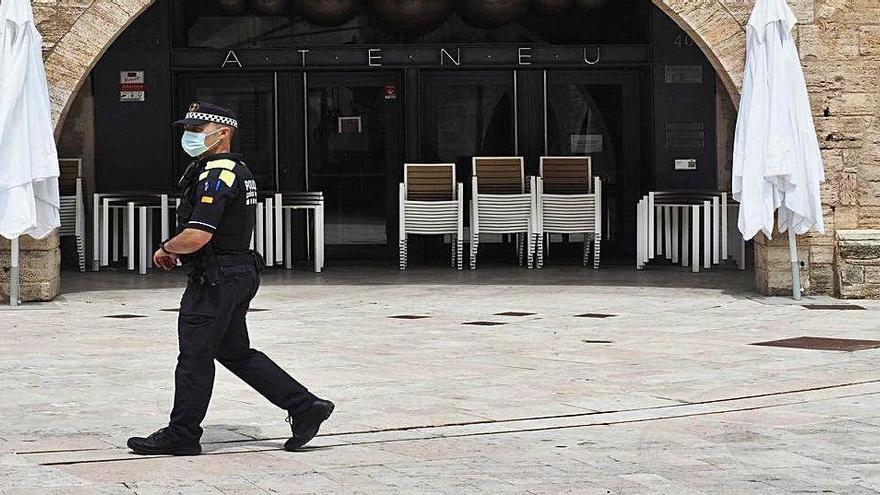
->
[168, 261, 315, 443]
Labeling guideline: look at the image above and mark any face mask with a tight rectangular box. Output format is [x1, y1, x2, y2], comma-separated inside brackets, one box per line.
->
[181, 129, 222, 157]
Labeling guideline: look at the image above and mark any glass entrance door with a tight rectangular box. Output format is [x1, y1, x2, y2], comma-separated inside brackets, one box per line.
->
[306, 72, 403, 260]
[543, 70, 644, 259]
[418, 71, 517, 264]
[420, 71, 516, 181]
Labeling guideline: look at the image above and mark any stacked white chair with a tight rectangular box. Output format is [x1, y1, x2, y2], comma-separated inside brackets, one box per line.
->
[59, 177, 86, 272]
[469, 157, 536, 269]
[398, 163, 464, 270]
[534, 157, 602, 269]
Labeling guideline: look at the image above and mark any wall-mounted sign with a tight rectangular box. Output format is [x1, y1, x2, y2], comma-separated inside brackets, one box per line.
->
[338, 116, 363, 133]
[199, 44, 645, 70]
[664, 122, 705, 148]
[571, 134, 603, 154]
[119, 71, 145, 102]
[664, 65, 703, 84]
[383, 84, 398, 100]
[674, 159, 697, 171]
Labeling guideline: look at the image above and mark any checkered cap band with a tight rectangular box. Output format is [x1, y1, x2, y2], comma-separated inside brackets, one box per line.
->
[186, 112, 238, 128]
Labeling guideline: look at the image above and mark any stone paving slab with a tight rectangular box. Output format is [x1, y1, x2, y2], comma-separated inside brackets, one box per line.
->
[2, 267, 880, 494]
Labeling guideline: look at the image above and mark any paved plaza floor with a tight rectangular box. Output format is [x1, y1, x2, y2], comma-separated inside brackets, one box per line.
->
[2, 265, 880, 494]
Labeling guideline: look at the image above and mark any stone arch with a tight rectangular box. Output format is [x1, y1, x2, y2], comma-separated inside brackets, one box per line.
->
[46, 0, 747, 131]
[45, 0, 155, 137]
[650, 0, 746, 106]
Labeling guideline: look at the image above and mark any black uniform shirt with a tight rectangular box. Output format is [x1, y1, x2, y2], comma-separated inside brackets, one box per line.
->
[177, 152, 257, 256]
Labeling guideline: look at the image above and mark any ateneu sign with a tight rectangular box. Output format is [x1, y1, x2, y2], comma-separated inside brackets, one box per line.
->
[173, 45, 648, 69]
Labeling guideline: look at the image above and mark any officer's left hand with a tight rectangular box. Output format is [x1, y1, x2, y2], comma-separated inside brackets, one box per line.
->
[154, 248, 178, 271]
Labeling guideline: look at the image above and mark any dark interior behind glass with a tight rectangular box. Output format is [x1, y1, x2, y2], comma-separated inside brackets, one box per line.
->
[178, 0, 650, 49]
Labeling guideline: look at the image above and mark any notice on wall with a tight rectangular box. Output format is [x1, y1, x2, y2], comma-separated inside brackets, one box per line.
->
[664, 65, 703, 84]
[338, 116, 363, 133]
[119, 71, 145, 102]
[571, 134, 603, 154]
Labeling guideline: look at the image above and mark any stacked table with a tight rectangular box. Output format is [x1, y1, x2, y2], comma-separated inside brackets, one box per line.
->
[92, 191, 326, 275]
[636, 191, 746, 272]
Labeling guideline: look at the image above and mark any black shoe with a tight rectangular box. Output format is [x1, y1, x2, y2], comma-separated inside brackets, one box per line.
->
[127, 428, 201, 456]
[284, 399, 335, 451]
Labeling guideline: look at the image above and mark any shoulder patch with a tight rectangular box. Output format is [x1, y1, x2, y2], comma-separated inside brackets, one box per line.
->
[205, 159, 237, 171]
[218, 169, 236, 187]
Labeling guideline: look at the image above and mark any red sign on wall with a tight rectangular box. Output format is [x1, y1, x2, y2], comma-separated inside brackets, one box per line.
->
[119, 71, 145, 102]
[383, 84, 397, 100]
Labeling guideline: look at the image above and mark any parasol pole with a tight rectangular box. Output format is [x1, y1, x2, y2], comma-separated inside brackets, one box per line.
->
[9, 236, 20, 307]
[788, 228, 802, 300]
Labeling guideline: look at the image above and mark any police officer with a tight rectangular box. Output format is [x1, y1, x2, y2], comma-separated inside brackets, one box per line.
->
[127, 102, 334, 456]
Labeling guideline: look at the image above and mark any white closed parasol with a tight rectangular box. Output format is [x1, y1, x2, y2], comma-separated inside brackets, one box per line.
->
[732, 0, 825, 300]
[0, 0, 61, 306]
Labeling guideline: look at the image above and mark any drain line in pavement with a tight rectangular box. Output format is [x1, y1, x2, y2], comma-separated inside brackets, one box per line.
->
[32, 387, 880, 467]
[20, 378, 880, 458]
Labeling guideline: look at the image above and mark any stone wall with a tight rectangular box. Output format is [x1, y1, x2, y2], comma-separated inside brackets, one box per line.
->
[28, 0, 880, 297]
[0, 234, 61, 303]
[836, 230, 880, 298]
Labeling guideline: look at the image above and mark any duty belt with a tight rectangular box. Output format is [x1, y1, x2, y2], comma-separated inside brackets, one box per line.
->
[217, 251, 265, 272]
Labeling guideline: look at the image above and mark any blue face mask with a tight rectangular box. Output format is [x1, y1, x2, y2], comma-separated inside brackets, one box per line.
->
[181, 129, 221, 157]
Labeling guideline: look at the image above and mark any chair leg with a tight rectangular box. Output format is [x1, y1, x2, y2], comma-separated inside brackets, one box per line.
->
[516, 234, 524, 266]
[470, 235, 478, 270]
[593, 234, 601, 269]
[526, 232, 534, 270]
[535, 233, 544, 269]
[450, 235, 457, 268]
[399, 238, 407, 270]
[583, 235, 590, 267]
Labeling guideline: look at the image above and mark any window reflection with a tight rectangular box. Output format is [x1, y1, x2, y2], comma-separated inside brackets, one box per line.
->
[181, 74, 276, 189]
[546, 82, 623, 242]
[546, 84, 619, 182]
[178, 0, 649, 48]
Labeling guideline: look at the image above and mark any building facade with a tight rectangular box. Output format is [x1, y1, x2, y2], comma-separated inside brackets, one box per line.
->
[3, 0, 880, 299]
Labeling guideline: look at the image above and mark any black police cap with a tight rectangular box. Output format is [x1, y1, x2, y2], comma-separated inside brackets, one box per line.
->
[172, 102, 238, 128]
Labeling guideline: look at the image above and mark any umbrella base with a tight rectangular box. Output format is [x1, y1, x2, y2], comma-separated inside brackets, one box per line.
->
[789, 229, 803, 301]
[9, 237, 20, 307]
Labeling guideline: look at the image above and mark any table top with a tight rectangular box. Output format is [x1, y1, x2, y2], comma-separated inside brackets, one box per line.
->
[278, 204, 322, 209]
[651, 202, 738, 208]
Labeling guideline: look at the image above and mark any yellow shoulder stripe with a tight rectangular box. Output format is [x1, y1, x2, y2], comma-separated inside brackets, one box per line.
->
[218, 169, 236, 187]
[205, 159, 237, 171]
[198, 171, 209, 181]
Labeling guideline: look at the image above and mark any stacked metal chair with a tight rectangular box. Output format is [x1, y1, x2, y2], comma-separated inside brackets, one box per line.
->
[58, 165, 86, 272]
[469, 157, 536, 269]
[534, 157, 602, 269]
[398, 163, 464, 270]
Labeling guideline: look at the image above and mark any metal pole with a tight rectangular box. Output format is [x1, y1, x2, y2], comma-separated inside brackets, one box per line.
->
[9, 236, 20, 307]
[789, 229, 802, 300]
